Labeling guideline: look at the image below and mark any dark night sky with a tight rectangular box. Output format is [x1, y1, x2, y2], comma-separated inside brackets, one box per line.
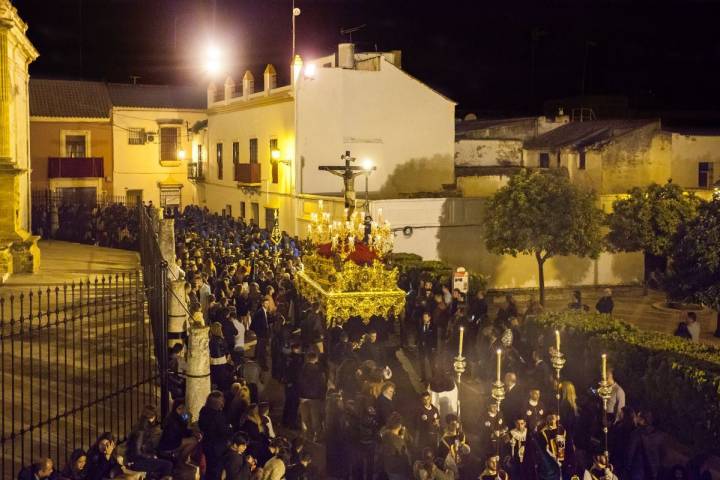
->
[13, 0, 720, 123]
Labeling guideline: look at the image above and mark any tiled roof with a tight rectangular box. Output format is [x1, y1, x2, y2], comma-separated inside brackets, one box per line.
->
[107, 83, 206, 110]
[29, 79, 111, 118]
[524, 119, 658, 150]
[29, 79, 207, 118]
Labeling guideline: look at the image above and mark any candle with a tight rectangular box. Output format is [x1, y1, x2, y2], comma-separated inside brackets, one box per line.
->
[496, 348, 502, 383]
[602, 354, 607, 382]
[458, 326, 464, 357]
[555, 330, 561, 352]
[318, 199, 324, 210]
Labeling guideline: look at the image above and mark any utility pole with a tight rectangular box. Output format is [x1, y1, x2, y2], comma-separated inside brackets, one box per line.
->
[292, 1, 301, 61]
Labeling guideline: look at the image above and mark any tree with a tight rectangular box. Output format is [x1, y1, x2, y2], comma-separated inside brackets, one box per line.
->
[484, 170, 604, 305]
[606, 182, 700, 273]
[667, 198, 720, 337]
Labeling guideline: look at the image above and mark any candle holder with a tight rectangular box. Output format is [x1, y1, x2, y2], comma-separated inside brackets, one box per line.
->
[453, 354, 466, 419]
[491, 379, 505, 406]
[597, 379, 613, 459]
[550, 347, 566, 415]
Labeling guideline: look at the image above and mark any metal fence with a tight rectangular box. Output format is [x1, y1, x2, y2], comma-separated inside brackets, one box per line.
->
[0, 273, 159, 478]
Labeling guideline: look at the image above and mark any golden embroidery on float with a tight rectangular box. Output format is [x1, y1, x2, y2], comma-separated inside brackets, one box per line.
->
[296, 205, 405, 326]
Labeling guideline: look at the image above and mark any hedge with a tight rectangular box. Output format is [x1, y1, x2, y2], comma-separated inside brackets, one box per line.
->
[523, 311, 720, 452]
[389, 252, 488, 293]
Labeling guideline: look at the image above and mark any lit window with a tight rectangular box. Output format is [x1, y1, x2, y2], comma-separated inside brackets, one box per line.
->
[217, 143, 224, 180]
[66, 135, 86, 157]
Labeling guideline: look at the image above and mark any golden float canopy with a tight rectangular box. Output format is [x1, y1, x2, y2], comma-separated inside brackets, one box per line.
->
[296, 207, 405, 326]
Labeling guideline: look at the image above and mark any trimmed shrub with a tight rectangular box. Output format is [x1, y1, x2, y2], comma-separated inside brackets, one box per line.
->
[390, 252, 488, 293]
[524, 311, 720, 452]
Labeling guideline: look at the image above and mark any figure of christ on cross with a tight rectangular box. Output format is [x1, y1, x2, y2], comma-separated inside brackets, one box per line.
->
[318, 150, 368, 220]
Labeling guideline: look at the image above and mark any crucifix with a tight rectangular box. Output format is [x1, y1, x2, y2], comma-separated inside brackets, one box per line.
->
[319, 150, 367, 220]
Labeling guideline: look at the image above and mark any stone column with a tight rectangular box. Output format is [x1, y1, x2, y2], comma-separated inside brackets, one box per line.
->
[186, 322, 210, 422]
[0, 18, 40, 283]
[158, 217, 180, 279]
[168, 279, 188, 348]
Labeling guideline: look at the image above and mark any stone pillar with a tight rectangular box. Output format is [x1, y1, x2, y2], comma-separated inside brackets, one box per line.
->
[168, 279, 187, 348]
[0, 9, 40, 283]
[186, 322, 210, 422]
[158, 217, 180, 279]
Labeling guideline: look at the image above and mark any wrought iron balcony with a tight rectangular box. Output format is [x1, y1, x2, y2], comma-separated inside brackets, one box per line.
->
[188, 162, 205, 181]
[48, 157, 104, 178]
[234, 163, 261, 184]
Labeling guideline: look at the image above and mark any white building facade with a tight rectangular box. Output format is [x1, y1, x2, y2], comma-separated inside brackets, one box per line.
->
[197, 45, 456, 233]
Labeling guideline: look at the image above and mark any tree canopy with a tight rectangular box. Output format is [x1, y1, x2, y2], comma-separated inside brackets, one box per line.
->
[606, 182, 700, 257]
[667, 198, 720, 335]
[484, 170, 604, 304]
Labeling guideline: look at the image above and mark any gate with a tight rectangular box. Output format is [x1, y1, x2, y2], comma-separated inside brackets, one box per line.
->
[0, 273, 159, 478]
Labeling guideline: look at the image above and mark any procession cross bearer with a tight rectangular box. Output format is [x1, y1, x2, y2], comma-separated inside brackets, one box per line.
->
[319, 150, 367, 220]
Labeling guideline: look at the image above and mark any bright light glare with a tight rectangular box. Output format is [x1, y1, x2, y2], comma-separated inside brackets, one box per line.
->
[177, 150, 186, 160]
[271, 149, 281, 160]
[304, 63, 317, 78]
[362, 158, 374, 171]
[204, 44, 223, 76]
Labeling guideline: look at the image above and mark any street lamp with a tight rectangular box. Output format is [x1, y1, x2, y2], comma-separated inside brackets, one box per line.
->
[204, 43, 223, 76]
[361, 158, 375, 213]
[177, 149, 186, 161]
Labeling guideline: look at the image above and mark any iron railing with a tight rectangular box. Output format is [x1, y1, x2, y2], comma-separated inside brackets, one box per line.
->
[0, 273, 158, 478]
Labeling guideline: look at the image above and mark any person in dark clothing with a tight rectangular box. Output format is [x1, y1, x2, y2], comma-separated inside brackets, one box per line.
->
[413, 391, 441, 453]
[349, 403, 380, 480]
[568, 290, 583, 310]
[286, 451, 314, 480]
[199, 391, 234, 480]
[250, 298, 271, 370]
[625, 410, 665, 480]
[596, 288, 615, 314]
[125, 406, 173, 478]
[374, 381, 396, 428]
[86, 433, 123, 480]
[209, 322, 232, 391]
[17, 458, 56, 480]
[60, 449, 87, 480]
[282, 343, 304, 429]
[157, 399, 199, 461]
[360, 329, 385, 366]
[297, 351, 327, 441]
[417, 311, 438, 382]
[222, 433, 250, 480]
[379, 412, 412, 479]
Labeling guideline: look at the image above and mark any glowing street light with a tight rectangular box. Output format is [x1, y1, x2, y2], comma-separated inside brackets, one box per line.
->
[177, 149, 186, 161]
[271, 148, 281, 161]
[204, 43, 223, 76]
[304, 63, 317, 78]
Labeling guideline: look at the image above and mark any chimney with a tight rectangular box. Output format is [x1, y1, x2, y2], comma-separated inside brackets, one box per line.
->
[207, 82, 217, 106]
[242, 70, 254, 99]
[264, 64, 277, 94]
[223, 76, 235, 102]
[338, 43, 355, 69]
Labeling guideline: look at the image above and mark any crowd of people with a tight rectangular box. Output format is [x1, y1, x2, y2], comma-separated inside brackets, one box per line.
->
[18, 203, 716, 480]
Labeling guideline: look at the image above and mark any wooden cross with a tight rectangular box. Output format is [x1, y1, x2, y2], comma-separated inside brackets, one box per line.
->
[318, 150, 367, 220]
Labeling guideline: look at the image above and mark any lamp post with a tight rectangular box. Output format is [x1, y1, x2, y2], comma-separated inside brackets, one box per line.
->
[361, 158, 375, 214]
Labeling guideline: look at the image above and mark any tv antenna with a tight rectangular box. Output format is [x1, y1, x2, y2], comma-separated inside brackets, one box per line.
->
[340, 24, 366, 43]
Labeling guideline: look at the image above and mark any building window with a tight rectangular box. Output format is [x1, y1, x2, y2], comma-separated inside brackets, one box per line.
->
[66, 135, 87, 157]
[249, 138, 258, 164]
[539, 152, 550, 168]
[240, 201, 246, 219]
[265, 207, 277, 230]
[160, 127, 179, 162]
[251, 202, 260, 225]
[578, 151, 586, 170]
[699, 162, 714, 188]
[217, 143, 223, 180]
[270, 138, 279, 184]
[197, 144, 203, 162]
[225, 204, 232, 217]
[233, 141, 240, 180]
[128, 128, 145, 145]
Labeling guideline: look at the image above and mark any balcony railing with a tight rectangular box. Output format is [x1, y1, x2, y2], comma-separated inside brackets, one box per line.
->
[234, 163, 261, 184]
[48, 157, 104, 178]
[188, 162, 205, 181]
